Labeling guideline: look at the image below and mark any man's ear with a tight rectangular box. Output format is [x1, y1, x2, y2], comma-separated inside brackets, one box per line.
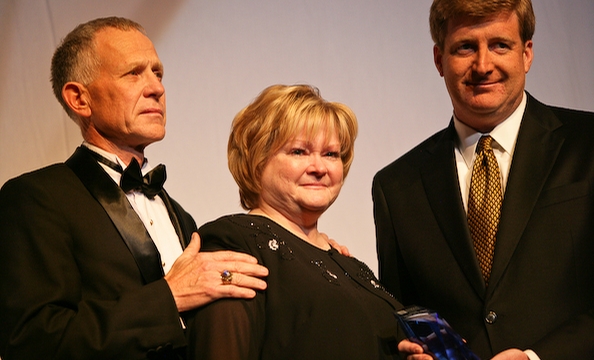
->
[62, 82, 91, 118]
[523, 40, 534, 74]
[433, 45, 444, 77]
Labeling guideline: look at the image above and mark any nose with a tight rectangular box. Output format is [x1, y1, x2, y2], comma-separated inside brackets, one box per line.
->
[473, 46, 493, 76]
[307, 154, 328, 177]
[145, 72, 165, 99]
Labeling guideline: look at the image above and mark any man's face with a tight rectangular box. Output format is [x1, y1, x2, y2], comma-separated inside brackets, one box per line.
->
[84, 28, 166, 152]
[434, 11, 533, 132]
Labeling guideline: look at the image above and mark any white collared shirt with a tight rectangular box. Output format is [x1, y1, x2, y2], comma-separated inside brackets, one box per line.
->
[454, 92, 527, 211]
[83, 142, 183, 275]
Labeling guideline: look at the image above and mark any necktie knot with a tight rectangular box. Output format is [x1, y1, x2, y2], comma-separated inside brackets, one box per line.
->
[120, 158, 166, 199]
[476, 135, 494, 153]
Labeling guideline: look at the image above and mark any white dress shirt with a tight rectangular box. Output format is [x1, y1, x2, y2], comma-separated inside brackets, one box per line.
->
[454, 92, 526, 211]
[83, 142, 183, 275]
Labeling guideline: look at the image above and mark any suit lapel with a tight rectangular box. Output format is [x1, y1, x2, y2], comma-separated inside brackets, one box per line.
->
[488, 95, 564, 293]
[66, 147, 164, 283]
[421, 124, 486, 297]
[159, 190, 192, 249]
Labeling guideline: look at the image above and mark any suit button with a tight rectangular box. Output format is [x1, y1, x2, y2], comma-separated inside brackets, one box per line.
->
[485, 311, 497, 324]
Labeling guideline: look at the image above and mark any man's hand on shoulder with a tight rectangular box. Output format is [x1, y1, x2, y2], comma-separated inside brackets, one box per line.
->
[322, 233, 351, 257]
[164, 233, 268, 312]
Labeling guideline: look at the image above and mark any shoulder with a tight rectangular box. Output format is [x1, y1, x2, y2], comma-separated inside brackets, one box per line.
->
[199, 213, 255, 233]
[526, 94, 594, 130]
[1, 163, 72, 199]
[373, 126, 452, 185]
[198, 214, 297, 256]
[549, 106, 594, 132]
[200, 214, 285, 234]
[0, 163, 88, 232]
[198, 214, 261, 251]
[549, 105, 594, 120]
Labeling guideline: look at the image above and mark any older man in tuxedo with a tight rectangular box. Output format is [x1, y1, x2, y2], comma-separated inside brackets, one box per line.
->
[0, 17, 268, 359]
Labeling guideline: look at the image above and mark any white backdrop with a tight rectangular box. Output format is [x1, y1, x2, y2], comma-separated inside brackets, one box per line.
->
[1, 0, 593, 273]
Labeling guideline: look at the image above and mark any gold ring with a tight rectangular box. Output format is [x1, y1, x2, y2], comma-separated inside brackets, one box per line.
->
[221, 270, 233, 285]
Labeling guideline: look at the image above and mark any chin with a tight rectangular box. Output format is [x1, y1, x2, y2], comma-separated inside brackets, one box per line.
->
[301, 202, 330, 211]
[147, 127, 166, 140]
[136, 134, 165, 148]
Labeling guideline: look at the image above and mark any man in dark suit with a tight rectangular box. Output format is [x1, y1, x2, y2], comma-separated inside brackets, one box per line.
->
[0, 17, 268, 359]
[373, 0, 594, 359]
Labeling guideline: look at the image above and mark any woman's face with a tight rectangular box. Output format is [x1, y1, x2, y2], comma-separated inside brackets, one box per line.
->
[258, 128, 344, 221]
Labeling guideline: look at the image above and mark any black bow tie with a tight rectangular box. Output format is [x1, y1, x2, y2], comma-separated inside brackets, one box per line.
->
[120, 158, 166, 199]
[89, 151, 166, 199]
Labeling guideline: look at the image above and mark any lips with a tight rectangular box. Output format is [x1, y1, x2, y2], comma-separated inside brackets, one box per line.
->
[301, 183, 328, 188]
[466, 78, 499, 86]
[140, 108, 164, 116]
[465, 74, 503, 87]
[465, 80, 502, 94]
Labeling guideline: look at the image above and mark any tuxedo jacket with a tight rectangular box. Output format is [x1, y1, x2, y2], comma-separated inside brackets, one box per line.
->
[373, 94, 594, 359]
[0, 146, 197, 360]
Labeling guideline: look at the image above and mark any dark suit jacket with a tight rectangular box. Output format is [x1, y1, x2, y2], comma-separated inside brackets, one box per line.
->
[0, 147, 197, 360]
[373, 94, 594, 359]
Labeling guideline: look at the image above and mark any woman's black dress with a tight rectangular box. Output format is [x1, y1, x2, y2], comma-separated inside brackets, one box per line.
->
[187, 214, 403, 359]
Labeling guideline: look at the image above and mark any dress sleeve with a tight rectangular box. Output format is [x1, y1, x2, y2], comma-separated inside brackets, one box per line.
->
[186, 217, 266, 359]
[186, 296, 264, 360]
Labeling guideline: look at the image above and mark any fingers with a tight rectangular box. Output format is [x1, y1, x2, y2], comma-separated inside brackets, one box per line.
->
[226, 259, 269, 278]
[184, 232, 201, 256]
[490, 349, 530, 360]
[166, 259, 267, 311]
[406, 355, 433, 360]
[189, 250, 269, 289]
[213, 281, 261, 302]
[398, 340, 423, 353]
[327, 238, 351, 257]
[397, 340, 432, 360]
[202, 251, 269, 277]
[320, 232, 351, 257]
[219, 271, 267, 291]
[205, 265, 267, 292]
[180, 236, 268, 276]
[208, 249, 260, 263]
[167, 238, 269, 310]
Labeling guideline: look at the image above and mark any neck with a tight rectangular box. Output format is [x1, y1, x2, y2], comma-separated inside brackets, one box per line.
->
[454, 94, 524, 133]
[84, 139, 145, 166]
[455, 113, 503, 134]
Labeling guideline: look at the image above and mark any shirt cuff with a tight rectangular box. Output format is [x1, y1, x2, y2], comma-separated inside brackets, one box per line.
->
[524, 349, 540, 360]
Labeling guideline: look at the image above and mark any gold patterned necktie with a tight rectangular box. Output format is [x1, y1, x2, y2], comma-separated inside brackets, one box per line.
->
[468, 135, 502, 286]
